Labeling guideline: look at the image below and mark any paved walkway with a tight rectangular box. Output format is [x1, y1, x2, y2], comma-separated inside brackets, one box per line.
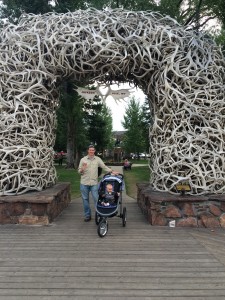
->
[0, 167, 225, 299]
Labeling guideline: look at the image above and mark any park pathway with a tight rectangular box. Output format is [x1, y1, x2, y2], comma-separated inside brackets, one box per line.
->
[0, 167, 225, 299]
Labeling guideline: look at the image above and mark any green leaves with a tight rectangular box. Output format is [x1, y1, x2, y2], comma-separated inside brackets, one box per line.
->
[1, 0, 53, 23]
[122, 96, 147, 155]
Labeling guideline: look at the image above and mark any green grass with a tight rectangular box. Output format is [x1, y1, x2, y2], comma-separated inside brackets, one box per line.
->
[123, 165, 150, 199]
[55, 165, 81, 199]
[55, 164, 150, 200]
[130, 159, 150, 165]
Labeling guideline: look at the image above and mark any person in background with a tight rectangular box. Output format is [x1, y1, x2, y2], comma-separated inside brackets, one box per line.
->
[58, 151, 64, 166]
[123, 158, 131, 170]
[78, 145, 117, 222]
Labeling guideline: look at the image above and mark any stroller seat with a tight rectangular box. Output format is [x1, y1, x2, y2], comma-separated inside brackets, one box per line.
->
[95, 173, 126, 237]
[96, 174, 123, 216]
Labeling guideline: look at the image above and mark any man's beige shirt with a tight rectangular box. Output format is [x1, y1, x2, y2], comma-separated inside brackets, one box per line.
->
[78, 155, 112, 185]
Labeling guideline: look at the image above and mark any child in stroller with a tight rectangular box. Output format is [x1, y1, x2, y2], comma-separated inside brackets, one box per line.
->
[95, 173, 127, 237]
[99, 183, 120, 206]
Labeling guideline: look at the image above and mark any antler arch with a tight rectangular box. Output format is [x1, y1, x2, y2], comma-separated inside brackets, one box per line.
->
[0, 8, 224, 195]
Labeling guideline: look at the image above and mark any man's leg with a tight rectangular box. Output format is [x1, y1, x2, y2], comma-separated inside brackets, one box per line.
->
[80, 184, 91, 219]
[90, 184, 99, 209]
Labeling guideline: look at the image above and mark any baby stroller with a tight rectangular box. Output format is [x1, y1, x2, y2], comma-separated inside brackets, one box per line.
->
[95, 173, 127, 237]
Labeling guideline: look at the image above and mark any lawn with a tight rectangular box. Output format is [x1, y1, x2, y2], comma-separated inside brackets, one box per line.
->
[55, 163, 150, 200]
[123, 165, 150, 199]
[55, 165, 81, 199]
[129, 159, 150, 165]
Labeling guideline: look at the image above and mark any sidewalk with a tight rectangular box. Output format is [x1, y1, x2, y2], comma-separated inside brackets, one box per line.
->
[0, 166, 225, 299]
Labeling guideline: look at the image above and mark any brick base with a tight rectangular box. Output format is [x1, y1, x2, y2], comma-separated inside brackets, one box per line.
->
[137, 183, 225, 228]
[0, 183, 71, 225]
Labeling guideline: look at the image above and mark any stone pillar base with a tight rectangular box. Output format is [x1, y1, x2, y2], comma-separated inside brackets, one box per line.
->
[0, 183, 71, 225]
[137, 183, 225, 228]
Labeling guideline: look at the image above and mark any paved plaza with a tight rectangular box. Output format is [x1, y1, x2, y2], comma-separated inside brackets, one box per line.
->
[0, 167, 225, 299]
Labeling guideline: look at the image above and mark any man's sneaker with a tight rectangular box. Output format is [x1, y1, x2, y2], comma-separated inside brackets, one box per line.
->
[84, 216, 91, 222]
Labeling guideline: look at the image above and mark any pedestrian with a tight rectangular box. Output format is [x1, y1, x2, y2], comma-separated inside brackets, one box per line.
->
[58, 151, 64, 166]
[78, 145, 117, 222]
[123, 158, 131, 170]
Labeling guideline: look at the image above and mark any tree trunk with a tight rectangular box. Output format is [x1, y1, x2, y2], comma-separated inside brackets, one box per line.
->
[66, 120, 75, 169]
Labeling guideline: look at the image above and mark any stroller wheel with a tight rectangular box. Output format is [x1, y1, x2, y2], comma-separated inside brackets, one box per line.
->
[95, 211, 101, 225]
[97, 220, 108, 238]
[122, 207, 127, 227]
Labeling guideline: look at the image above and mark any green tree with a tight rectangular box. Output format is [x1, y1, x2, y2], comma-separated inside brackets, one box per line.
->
[83, 93, 113, 155]
[141, 97, 152, 154]
[122, 97, 146, 157]
[2, 0, 225, 31]
[55, 83, 114, 168]
[0, 0, 53, 23]
[54, 0, 89, 13]
[83, 0, 225, 32]
[54, 102, 67, 153]
[215, 26, 225, 51]
[58, 82, 88, 168]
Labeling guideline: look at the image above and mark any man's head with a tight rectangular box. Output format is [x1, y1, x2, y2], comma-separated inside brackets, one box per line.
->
[87, 145, 95, 157]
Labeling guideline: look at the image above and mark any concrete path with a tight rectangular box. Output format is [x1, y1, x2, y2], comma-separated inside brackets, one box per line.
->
[0, 167, 225, 299]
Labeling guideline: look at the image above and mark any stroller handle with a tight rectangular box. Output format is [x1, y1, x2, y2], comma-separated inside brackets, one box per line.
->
[104, 172, 124, 179]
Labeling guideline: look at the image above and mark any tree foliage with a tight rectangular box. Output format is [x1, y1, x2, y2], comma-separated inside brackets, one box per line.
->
[1, 0, 224, 48]
[80, 0, 225, 33]
[1, 0, 225, 32]
[84, 94, 113, 155]
[56, 81, 88, 168]
[54, 0, 88, 13]
[0, 0, 53, 23]
[141, 98, 153, 153]
[122, 97, 146, 156]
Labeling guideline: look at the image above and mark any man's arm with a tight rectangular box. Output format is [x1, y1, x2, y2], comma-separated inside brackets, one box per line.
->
[78, 158, 87, 175]
[98, 158, 119, 175]
[98, 158, 112, 173]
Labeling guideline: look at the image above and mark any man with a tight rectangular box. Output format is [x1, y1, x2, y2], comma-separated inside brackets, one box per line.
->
[78, 145, 116, 222]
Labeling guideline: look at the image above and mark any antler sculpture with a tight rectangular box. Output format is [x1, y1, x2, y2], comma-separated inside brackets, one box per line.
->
[0, 8, 224, 195]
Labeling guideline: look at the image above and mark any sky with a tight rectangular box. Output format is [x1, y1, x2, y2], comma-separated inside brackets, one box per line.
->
[103, 84, 146, 131]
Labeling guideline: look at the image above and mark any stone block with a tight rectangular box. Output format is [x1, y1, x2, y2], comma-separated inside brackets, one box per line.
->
[30, 203, 47, 216]
[164, 205, 181, 218]
[200, 213, 220, 228]
[182, 203, 195, 216]
[221, 202, 225, 212]
[209, 204, 222, 216]
[197, 218, 205, 228]
[177, 217, 197, 227]
[151, 211, 167, 226]
[18, 214, 49, 225]
[219, 214, 225, 228]
[7, 202, 26, 215]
